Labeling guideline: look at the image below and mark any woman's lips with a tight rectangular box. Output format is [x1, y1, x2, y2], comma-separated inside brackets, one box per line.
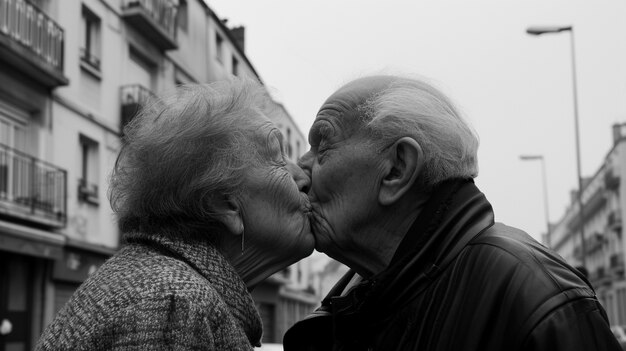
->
[300, 192, 312, 214]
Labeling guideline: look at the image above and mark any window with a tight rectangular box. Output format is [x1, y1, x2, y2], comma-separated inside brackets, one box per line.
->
[215, 32, 223, 63]
[286, 128, 293, 158]
[176, 0, 188, 33]
[618, 288, 626, 325]
[296, 141, 301, 158]
[231, 56, 239, 76]
[81, 5, 101, 71]
[0, 112, 28, 199]
[128, 47, 156, 89]
[78, 134, 99, 205]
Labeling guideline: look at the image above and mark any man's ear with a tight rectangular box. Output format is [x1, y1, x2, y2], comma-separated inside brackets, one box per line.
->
[215, 196, 244, 236]
[379, 137, 423, 206]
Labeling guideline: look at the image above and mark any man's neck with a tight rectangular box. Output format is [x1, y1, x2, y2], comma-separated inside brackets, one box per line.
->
[338, 194, 428, 278]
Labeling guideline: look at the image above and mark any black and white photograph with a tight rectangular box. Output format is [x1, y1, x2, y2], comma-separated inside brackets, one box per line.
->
[1, 0, 626, 350]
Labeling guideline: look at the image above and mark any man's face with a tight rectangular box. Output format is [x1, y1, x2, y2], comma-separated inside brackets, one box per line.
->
[299, 78, 393, 260]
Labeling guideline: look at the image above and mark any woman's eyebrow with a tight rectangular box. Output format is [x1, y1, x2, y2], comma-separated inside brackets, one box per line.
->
[264, 128, 284, 152]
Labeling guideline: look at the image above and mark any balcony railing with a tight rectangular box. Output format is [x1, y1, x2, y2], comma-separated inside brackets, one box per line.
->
[609, 211, 623, 232]
[0, 143, 66, 227]
[121, 0, 178, 51]
[0, 0, 68, 87]
[610, 253, 625, 278]
[120, 84, 157, 131]
[590, 266, 613, 287]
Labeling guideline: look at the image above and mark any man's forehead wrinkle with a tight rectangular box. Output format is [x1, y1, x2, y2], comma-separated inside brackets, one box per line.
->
[313, 77, 396, 141]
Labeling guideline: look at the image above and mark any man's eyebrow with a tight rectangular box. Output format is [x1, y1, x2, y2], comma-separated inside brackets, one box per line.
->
[309, 122, 334, 144]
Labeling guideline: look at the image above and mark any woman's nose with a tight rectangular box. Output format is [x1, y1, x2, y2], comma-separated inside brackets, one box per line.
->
[297, 151, 313, 179]
[286, 159, 311, 193]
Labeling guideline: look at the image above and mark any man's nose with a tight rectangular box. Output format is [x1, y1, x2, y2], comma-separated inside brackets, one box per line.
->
[286, 158, 311, 193]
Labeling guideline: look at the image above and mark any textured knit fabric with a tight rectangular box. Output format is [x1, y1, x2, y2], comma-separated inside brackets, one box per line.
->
[36, 231, 262, 351]
[284, 179, 621, 351]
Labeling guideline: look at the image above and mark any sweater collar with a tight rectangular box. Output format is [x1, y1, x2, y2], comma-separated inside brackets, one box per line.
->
[123, 231, 263, 347]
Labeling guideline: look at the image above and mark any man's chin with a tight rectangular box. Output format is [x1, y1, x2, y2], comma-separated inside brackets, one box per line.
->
[312, 233, 330, 254]
[309, 215, 334, 254]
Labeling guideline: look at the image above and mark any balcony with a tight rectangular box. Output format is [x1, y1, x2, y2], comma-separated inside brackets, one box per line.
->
[121, 0, 178, 51]
[591, 266, 612, 287]
[0, 143, 66, 228]
[573, 233, 608, 260]
[0, 0, 68, 87]
[567, 191, 607, 233]
[587, 232, 606, 255]
[120, 84, 157, 131]
[610, 253, 625, 277]
[609, 211, 623, 232]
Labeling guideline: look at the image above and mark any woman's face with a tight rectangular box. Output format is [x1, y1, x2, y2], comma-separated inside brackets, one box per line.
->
[236, 113, 315, 279]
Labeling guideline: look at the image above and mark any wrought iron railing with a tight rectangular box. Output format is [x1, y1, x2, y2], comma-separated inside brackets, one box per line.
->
[121, 0, 177, 38]
[0, 0, 64, 70]
[609, 211, 623, 231]
[0, 143, 66, 224]
[120, 84, 157, 129]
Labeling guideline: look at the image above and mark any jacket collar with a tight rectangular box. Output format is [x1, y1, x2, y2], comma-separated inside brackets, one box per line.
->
[123, 231, 263, 347]
[329, 179, 495, 329]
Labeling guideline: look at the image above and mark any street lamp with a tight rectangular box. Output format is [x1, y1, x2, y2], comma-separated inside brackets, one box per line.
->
[526, 25, 586, 269]
[520, 155, 551, 247]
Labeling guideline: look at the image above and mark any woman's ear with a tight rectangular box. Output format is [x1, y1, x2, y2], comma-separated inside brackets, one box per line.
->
[379, 137, 424, 206]
[216, 196, 244, 236]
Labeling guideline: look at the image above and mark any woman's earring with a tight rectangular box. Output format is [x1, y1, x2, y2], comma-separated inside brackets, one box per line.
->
[241, 226, 245, 255]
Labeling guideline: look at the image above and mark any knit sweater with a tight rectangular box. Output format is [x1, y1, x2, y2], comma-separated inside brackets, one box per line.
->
[36, 231, 263, 351]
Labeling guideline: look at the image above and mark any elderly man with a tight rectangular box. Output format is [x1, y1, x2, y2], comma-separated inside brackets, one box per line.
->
[284, 75, 620, 351]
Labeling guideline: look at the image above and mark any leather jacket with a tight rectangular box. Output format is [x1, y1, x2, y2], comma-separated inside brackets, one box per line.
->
[284, 179, 621, 351]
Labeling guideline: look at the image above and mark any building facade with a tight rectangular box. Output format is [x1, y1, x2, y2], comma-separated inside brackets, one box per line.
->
[0, 0, 319, 348]
[551, 123, 626, 326]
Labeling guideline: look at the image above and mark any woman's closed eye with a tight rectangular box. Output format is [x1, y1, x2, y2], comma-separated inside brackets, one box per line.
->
[267, 130, 288, 166]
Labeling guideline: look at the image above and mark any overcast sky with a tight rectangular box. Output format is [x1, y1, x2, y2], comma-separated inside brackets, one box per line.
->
[206, 0, 626, 243]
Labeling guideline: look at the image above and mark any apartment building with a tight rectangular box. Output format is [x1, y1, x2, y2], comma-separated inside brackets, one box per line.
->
[0, 0, 318, 348]
[551, 123, 626, 326]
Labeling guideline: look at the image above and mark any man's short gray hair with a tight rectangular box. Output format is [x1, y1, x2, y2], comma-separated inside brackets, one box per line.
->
[109, 78, 272, 240]
[360, 76, 479, 190]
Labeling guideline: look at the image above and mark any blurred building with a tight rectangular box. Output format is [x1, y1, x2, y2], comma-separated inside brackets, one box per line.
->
[0, 0, 319, 348]
[313, 258, 349, 298]
[551, 123, 626, 326]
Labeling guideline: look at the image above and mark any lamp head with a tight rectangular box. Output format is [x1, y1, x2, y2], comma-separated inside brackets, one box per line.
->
[520, 155, 543, 161]
[526, 26, 572, 36]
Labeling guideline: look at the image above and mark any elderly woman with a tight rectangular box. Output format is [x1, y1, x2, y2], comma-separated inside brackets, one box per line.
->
[36, 79, 314, 350]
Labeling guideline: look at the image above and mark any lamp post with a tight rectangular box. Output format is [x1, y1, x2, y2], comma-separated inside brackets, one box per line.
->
[520, 155, 551, 247]
[526, 25, 586, 269]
